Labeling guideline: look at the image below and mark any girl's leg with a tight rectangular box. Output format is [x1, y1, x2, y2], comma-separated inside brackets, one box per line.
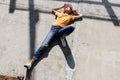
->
[24, 26, 61, 69]
[58, 25, 75, 47]
[58, 25, 75, 36]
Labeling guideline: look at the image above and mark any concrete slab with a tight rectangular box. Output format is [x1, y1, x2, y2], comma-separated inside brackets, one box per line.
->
[0, 0, 120, 80]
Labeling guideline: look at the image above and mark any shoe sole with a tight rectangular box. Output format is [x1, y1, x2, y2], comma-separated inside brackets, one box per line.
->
[24, 65, 30, 69]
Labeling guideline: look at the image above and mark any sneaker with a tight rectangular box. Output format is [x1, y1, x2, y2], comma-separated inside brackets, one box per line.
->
[24, 63, 31, 69]
[60, 38, 66, 47]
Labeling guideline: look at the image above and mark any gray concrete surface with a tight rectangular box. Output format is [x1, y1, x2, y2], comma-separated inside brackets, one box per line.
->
[0, 0, 120, 80]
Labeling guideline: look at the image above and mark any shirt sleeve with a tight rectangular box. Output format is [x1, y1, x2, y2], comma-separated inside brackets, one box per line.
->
[54, 11, 60, 16]
[71, 15, 75, 21]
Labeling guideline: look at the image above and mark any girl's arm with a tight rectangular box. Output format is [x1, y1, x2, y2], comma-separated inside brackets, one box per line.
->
[73, 10, 83, 21]
[74, 14, 83, 21]
[52, 5, 64, 14]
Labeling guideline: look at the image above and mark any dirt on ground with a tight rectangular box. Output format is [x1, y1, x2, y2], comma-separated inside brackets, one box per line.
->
[0, 75, 24, 80]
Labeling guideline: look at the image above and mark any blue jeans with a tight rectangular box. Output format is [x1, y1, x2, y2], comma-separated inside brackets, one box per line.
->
[33, 25, 75, 60]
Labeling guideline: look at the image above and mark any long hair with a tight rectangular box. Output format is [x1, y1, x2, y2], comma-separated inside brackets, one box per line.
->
[64, 4, 78, 16]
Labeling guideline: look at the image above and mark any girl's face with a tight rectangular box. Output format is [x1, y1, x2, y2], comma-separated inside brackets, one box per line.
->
[64, 7, 72, 14]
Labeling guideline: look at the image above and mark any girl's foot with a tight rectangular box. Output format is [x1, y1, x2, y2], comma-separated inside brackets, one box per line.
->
[24, 58, 35, 69]
[24, 63, 31, 69]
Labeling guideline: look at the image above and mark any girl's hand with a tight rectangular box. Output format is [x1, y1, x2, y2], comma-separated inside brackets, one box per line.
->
[63, 4, 68, 8]
[72, 10, 79, 15]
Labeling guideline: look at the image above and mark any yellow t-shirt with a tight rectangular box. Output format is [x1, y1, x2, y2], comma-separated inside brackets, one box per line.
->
[52, 11, 75, 28]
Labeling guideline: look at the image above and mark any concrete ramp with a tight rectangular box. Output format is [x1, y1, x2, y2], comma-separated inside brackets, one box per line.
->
[0, 0, 120, 80]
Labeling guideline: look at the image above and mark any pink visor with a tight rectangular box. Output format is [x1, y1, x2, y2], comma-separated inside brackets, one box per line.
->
[64, 4, 74, 10]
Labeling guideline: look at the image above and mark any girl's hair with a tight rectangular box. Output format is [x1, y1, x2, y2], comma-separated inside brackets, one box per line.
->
[64, 4, 77, 15]
[64, 4, 73, 10]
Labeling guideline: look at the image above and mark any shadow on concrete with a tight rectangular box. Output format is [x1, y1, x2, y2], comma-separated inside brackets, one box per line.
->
[102, 0, 119, 26]
[29, 0, 39, 59]
[25, 37, 75, 80]
[27, 0, 39, 80]
[9, 0, 16, 13]
[54, 0, 120, 7]
[83, 15, 111, 21]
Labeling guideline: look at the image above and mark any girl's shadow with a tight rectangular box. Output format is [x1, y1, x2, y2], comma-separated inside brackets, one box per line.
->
[25, 37, 75, 80]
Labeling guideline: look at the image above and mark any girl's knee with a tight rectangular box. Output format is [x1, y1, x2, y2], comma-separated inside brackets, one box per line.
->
[69, 26, 74, 28]
[41, 42, 49, 47]
[69, 26, 75, 30]
[67, 26, 75, 32]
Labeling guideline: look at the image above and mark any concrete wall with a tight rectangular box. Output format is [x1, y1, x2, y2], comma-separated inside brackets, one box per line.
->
[0, 0, 120, 80]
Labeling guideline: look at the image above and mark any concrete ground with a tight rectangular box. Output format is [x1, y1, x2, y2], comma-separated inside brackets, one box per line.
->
[0, 0, 120, 80]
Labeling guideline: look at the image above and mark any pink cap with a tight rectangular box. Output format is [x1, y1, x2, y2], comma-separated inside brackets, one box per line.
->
[64, 4, 74, 10]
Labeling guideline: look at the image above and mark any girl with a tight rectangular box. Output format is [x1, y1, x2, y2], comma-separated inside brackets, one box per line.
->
[24, 4, 83, 69]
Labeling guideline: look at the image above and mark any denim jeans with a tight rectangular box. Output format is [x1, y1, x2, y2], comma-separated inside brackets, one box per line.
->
[33, 25, 75, 60]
